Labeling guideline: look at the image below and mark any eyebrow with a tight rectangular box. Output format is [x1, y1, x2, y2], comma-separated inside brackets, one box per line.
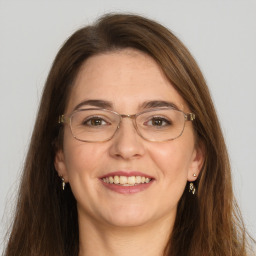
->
[73, 99, 179, 112]
[73, 100, 113, 111]
[139, 100, 179, 110]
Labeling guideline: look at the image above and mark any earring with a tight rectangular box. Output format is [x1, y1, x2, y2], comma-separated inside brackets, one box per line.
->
[189, 182, 196, 195]
[61, 177, 66, 191]
[193, 173, 197, 177]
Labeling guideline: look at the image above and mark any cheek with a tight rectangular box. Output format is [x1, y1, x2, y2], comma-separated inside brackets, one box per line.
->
[62, 139, 108, 204]
[63, 137, 105, 180]
[148, 138, 194, 179]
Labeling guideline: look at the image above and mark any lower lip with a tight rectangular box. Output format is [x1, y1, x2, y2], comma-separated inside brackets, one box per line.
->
[100, 180, 154, 194]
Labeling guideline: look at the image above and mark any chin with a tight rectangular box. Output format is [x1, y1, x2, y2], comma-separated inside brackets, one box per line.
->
[106, 215, 151, 228]
[102, 205, 154, 228]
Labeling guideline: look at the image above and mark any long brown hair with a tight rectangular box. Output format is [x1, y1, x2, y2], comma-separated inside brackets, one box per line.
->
[4, 13, 254, 256]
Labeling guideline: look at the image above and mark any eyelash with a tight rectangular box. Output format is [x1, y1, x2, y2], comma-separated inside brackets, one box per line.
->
[144, 117, 172, 127]
[82, 116, 109, 126]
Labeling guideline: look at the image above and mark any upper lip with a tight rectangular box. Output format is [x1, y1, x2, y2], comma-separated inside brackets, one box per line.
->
[99, 171, 154, 179]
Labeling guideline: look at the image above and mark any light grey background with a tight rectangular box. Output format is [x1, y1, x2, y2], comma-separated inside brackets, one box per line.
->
[1, 0, 255, 253]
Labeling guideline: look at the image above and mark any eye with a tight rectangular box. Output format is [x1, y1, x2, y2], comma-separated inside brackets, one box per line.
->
[83, 116, 109, 126]
[145, 117, 171, 127]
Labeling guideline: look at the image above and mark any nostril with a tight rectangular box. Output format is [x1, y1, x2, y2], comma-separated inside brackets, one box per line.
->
[109, 133, 145, 160]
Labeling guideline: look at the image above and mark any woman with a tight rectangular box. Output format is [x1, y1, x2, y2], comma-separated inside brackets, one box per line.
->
[4, 13, 255, 256]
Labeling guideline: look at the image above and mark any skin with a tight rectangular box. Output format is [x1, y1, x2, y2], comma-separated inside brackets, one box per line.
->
[55, 49, 204, 256]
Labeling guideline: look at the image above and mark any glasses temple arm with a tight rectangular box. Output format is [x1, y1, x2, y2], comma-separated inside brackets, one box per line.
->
[186, 113, 196, 121]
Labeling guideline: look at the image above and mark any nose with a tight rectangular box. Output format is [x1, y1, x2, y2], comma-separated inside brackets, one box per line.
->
[108, 117, 145, 160]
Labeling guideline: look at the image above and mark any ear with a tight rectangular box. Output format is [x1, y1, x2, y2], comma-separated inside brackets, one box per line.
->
[187, 142, 205, 182]
[54, 149, 69, 182]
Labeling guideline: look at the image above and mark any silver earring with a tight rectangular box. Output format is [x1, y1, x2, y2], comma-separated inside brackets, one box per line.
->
[189, 182, 196, 195]
[61, 177, 66, 191]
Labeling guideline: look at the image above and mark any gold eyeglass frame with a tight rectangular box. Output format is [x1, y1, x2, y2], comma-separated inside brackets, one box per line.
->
[58, 107, 196, 143]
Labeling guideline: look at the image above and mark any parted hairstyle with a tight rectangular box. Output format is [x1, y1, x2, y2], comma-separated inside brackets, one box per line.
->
[4, 13, 254, 256]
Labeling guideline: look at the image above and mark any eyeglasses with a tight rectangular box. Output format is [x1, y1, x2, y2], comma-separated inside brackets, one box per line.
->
[58, 107, 195, 142]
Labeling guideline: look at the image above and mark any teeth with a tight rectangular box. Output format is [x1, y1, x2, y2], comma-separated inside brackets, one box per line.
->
[120, 176, 127, 184]
[135, 176, 142, 183]
[109, 176, 114, 184]
[102, 175, 152, 186]
[114, 176, 119, 184]
[128, 176, 136, 185]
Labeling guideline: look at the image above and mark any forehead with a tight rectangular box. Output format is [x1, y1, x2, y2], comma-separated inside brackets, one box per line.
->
[66, 49, 187, 113]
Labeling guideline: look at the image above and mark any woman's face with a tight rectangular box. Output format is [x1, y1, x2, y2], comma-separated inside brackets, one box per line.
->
[55, 49, 204, 228]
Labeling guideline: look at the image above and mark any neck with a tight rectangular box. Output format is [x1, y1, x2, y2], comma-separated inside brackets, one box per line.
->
[78, 214, 174, 256]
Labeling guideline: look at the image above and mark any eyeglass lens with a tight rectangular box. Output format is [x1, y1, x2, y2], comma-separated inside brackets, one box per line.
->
[69, 108, 186, 142]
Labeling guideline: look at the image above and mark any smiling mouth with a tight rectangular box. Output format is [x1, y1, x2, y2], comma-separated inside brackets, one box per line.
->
[101, 175, 153, 186]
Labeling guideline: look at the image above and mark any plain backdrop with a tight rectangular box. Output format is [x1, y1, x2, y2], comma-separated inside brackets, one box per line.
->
[0, 0, 256, 253]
